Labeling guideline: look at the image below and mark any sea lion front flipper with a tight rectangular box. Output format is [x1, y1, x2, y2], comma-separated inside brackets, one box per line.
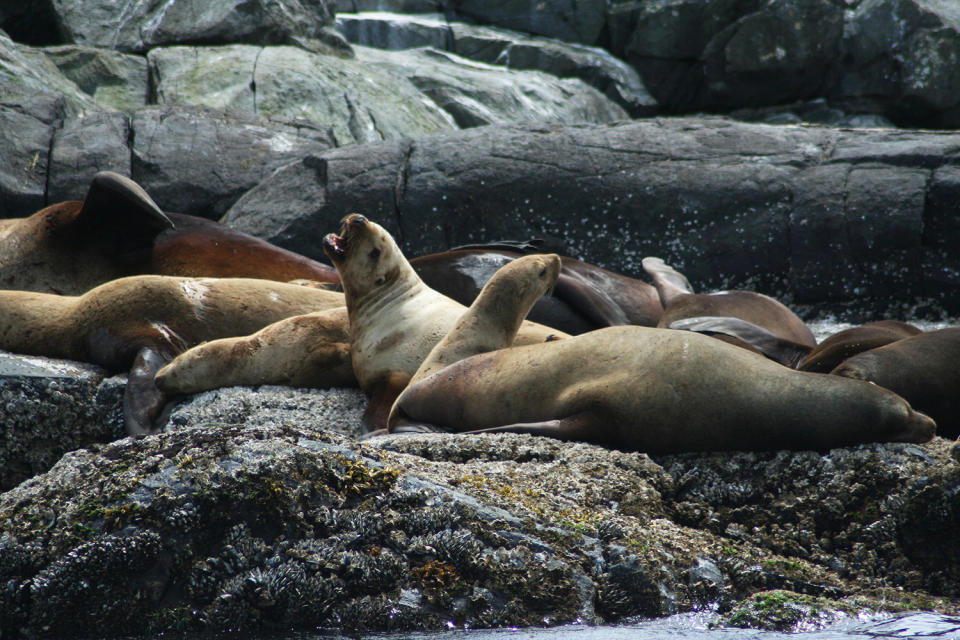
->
[363, 373, 411, 433]
[71, 171, 174, 263]
[124, 347, 177, 436]
[669, 316, 813, 368]
[641, 257, 694, 307]
[552, 271, 630, 327]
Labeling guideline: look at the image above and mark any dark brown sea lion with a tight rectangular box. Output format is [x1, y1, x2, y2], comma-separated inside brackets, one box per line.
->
[798, 320, 922, 373]
[322, 214, 566, 430]
[410, 248, 662, 334]
[0, 171, 339, 294]
[390, 259, 935, 452]
[0, 276, 344, 434]
[831, 327, 960, 438]
[642, 257, 815, 366]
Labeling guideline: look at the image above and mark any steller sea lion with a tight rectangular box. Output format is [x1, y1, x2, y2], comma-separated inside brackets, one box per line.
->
[390, 259, 935, 453]
[155, 306, 354, 395]
[0, 276, 344, 434]
[831, 327, 960, 438]
[322, 214, 567, 430]
[0, 171, 339, 294]
[797, 320, 922, 373]
[642, 257, 815, 367]
[410, 247, 662, 334]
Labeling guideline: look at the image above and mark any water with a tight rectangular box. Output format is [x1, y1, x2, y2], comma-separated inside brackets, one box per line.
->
[198, 611, 960, 640]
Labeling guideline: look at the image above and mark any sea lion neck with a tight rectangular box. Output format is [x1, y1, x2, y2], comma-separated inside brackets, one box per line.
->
[346, 264, 426, 324]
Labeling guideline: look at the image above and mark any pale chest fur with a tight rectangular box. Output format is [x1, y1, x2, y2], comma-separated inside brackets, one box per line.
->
[350, 285, 464, 387]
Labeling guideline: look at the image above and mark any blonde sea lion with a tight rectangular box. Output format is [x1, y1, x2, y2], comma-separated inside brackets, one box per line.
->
[322, 214, 566, 429]
[832, 327, 960, 438]
[642, 257, 815, 366]
[0, 171, 339, 294]
[155, 307, 354, 394]
[0, 276, 344, 434]
[390, 261, 935, 452]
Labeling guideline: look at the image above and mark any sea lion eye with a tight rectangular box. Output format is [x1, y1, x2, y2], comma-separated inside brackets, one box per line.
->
[369, 248, 381, 260]
[539, 268, 547, 277]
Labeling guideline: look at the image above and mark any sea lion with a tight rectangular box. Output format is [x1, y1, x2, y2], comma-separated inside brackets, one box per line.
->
[642, 257, 815, 366]
[797, 320, 922, 373]
[390, 262, 935, 452]
[0, 276, 345, 434]
[831, 327, 960, 438]
[155, 307, 354, 394]
[410, 247, 662, 334]
[322, 214, 567, 429]
[405, 253, 562, 388]
[0, 171, 339, 294]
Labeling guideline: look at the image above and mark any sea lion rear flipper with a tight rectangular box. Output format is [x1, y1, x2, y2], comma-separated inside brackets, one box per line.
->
[641, 257, 694, 307]
[465, 414, 595, 443]
[669, 316, 813, 368]
[553, 271, 630, 327]
[73, 172, 174, 263]
[124, 347, 177, 436]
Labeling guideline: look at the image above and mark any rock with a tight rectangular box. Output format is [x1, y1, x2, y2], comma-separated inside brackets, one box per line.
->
[0, 31, 99, 124]
[0, 351, 123, 491]
[839, 0, 960, 128]
[48, 111, 131, 203]
[335, 12, 657, 116]
[130, 105, 336, 218]
[365, 47, 628, 127]
[614, 0, 960, 127]
[0, 401, 957, 636]
[148, 43, 457, 146]
[452, 0, 607, 46]
[42, 45, 149, 113]
[47, 0, 336, 53]
[223, 117, 960, 318]
[0, 107, 53, 216]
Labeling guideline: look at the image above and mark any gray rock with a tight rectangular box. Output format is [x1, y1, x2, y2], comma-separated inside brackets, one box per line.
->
[49, 0, 336, 52]
[452, 0, 607, 45]
[148, 43, 456, 146]
[48, 111, 131, 203]
[0, 31, 98, 124]
[0, 351, 123, 490]
[222, 117, 960, 317]
[366, 47, 628, 128]
[1, 406, 957, 636]
[335, 12, 657, 115]
[841, 0, 960, 127]
[130, 104, 336, 218]
[42, 45, 149, 113]
[0, 107, 52, 217]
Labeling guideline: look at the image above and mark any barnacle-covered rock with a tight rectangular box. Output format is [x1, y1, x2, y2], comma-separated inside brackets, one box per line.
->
[1, 421, 960, 637]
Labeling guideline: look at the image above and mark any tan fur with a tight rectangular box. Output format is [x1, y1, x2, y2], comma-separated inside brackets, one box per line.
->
[395, 326, 936, 452]
[156, 307, 354, 393]
[323, 214, 566, 429]
[0, 275, 345, 368]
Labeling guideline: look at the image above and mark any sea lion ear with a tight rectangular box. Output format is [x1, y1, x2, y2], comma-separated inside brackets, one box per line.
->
[63, 171, 174, 263]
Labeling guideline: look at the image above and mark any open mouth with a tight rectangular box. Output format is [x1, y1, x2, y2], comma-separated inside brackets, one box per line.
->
[323, 232, 347, 261]
[323, 214, 367, 263]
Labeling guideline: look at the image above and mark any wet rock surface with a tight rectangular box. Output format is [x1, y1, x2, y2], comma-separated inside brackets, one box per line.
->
[224, 118, 960, 318]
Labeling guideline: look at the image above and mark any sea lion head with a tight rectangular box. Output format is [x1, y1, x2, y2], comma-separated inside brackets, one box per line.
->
[322, 214, 411, 308]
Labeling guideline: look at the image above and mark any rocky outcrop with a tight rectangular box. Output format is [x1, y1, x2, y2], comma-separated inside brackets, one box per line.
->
[335, 12, 658, 116]
[223, 118, 960, 318]
[1, 401, 958, 637]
